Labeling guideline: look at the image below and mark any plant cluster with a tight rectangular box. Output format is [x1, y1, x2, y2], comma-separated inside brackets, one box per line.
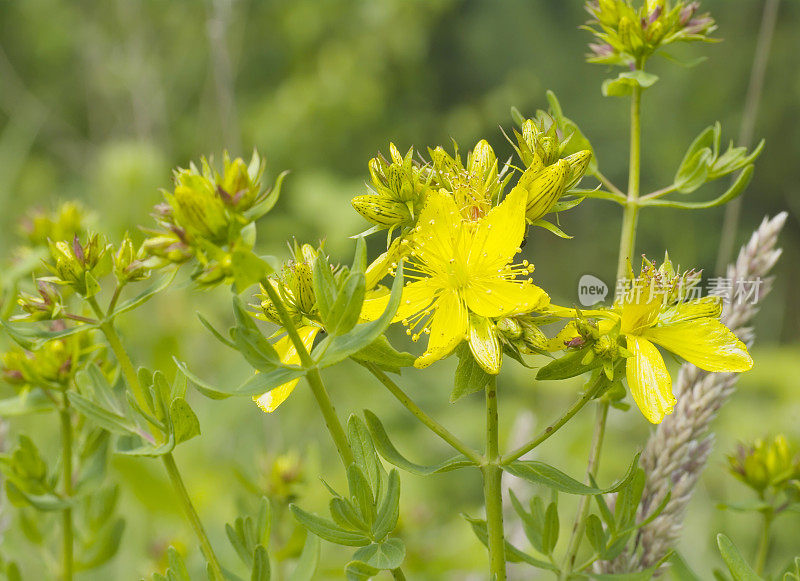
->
[0, 2, 793, 580]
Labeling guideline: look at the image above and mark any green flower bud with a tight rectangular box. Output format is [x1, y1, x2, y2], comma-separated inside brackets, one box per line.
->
[563, 150, 593, 190]
[171, 177, 230, 242]
[141, 233, 194, 266]
[46, 234, 108, 296]
[728, 435, 800, 494]
[15, 281, 64, 322]
[517, 159, 570, 222]
[114, 235, 151, 284]
[352, 195, 412, 227]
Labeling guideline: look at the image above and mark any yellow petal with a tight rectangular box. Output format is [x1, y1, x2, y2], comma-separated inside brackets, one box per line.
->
[644, 318, 753, 372]
[468, 315, 501, 374]
[360, 279, 437, 322]
[415, 291, 467, 368]
[253, 326, 319, 413]
[657, 296, 722, 325]
[466, 188, 527, 272]
[412, 191, 460, 271]
[464, 279, 549, 318]
[626, 335, 676, 424]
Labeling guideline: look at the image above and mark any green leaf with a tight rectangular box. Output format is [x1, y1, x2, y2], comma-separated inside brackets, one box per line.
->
[326, 272, 366, 336]
[347, 465, 376, 530]
[174, 357, 305, 399]
[451, 344, 491, 403]
[585, 514, 607, 554]
[508, 490, 544, 553]
[250, 545, 271, 581]
[373, 470, 400, 540]
[197, 312, 236, 349]
[168, 547, 191, 581]
[312, 263, 404, 368]
[288, 533, 320, 581]
[289, 505, 371, 547]
[350, 336, 415, 373]
[352, 539, 405, 571]
[330, 497, 368, 532]
[463, 514, 558, 571]
[113, 271, 176, 318]
[170, 398, 201, 444]
[1, 318, 96, 350]
[363, 410, 476, 475]
[536, 347, 600, 380]
[347, 415, 385, 498]
[530, 218, 573, 239]
[115, 432, 175, 457]
[244, 170, 288, 221]
[5, 481, 71, 511]
[643, 165, 754, 210]
[344, 560, 381, 581]
[231, 296, 283, 370]
[717, 534, 763, 581]
[542, 501, 559, 554]
[601, 71, 659, 97]
[232, 248, 273, 293]
[312, 252, 337, 325]
[67, 391, 141, 437]
[503, 453, 640, 495]
[674, 149, 712, 193]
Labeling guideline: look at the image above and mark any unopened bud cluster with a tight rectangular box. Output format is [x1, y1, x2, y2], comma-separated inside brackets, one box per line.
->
[496, 315, 549, 354]
[585, 0, 716, 66]
[257, 243, 320, 327]
[44, 234, 109, 297]
[1, 335, 86, 389]
[143, 151, 281, 286]
[352, 143, 432, 232]
[509, 118, 592, 223]
[728, 435, 800, 496]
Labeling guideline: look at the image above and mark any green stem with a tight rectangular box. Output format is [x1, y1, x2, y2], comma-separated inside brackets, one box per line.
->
[87, 296, 152, 415]
[501, 377, 602, 465]
[359, 362, 482, 464]
[754, 507, 773, 576]
[561, 401, 609, 578]
[593, 169, 625, 196]
[87, 297, 224, 577]
[163, 452, 224, 580]
[390, 567, 407, 580]
[482, 377, 507, 581]
[261, 280, 354, 467]
[59, 392, 74, 581]
[616, 83, 642, 283]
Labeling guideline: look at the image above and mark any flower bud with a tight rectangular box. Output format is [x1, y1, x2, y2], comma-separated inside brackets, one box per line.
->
[218, 153, 263, 210]
[352, 195, 412, 227]
[728, 435, 800, 494]
[519, 159, 570, 222]
[114, 235, 151, 284]
[172, 177, 230, 242]
[47, 234, 108, 296]
[15, 281, 64, 322]
[563, 150, 593, 190]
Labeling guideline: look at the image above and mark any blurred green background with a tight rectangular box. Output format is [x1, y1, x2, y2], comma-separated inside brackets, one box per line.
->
[0, 0, 798, 579]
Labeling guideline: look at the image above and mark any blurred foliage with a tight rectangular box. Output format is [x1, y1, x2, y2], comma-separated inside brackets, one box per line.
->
[0, 0, 798, 578]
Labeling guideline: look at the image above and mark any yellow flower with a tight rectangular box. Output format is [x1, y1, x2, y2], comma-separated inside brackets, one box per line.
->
[547, 259, 752, 423]
[253, 326, 320, 413]
[362, 188, 549, 373]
